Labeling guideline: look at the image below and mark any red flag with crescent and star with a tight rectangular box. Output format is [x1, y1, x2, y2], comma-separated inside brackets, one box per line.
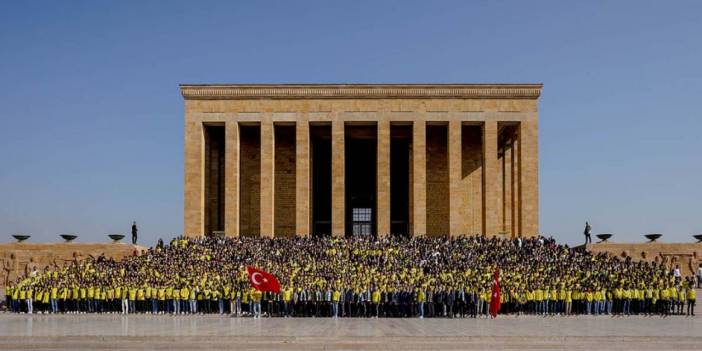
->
[489, 269, 501, 318]
[246, 266, 281, 293]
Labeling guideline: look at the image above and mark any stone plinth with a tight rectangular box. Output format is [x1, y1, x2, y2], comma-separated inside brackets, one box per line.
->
[585, 242, 702, 276]
[1, 242, 146, 288]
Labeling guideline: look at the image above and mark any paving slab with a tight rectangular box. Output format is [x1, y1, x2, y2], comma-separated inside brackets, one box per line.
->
[0, 314, 700, 350]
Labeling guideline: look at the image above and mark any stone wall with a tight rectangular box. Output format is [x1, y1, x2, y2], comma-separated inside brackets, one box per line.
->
[239, 125, 261, 236]
[274, 125, 296, 236]
[1, 242, 145, 288]
[585, 242, 702, 277]
[461, 125, 483, 235]
[426, 125, 449, 236]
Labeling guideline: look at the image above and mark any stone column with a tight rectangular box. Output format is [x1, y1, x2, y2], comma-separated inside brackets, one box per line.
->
[295, 118, 310, 237]
[184, 119, 204, 237]
[224, 121, 240, 237]
[511, 134, 521, 236]
[448, 120, 463, 236]
[331, 120, 345, 237]
[412, 120, 426, 237]
[260, 119, 275, 237]
[519, 119, 539, 237]
[482, 120, 499, 236]
[376, 120, 390, 237]
[503, 140, 513, 238]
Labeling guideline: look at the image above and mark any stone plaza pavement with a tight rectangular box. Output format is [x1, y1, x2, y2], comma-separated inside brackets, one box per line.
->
[0, 314, 700, 350]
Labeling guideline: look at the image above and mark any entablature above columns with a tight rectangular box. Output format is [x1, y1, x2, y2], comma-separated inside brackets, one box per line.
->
[190, 111, 537, 124]
[183, 84, 542, 116]
[181, 84, 541, 100]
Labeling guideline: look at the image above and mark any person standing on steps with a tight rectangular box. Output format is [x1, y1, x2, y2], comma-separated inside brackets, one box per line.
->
[131, 221, 138, 245]
[584, 221, 592, 245]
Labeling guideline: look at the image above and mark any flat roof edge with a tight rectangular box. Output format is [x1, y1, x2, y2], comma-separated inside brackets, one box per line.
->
[180, 83, 543, 100]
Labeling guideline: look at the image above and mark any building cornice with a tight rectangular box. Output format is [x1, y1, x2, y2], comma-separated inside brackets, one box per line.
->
[180, 84, 542, 100]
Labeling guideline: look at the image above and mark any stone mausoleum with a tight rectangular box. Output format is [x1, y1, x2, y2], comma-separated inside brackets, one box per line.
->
[181, 84, 541, 238]
[5, 83, 702, 289]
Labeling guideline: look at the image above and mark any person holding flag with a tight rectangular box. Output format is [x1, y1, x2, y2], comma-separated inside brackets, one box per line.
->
[246, 266, 281, 318]
[489, 269, 501, 318]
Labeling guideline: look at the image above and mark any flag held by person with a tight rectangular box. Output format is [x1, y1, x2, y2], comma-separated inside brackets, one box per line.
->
[489, 269, 501, 318]
[247, 266, 281, 293]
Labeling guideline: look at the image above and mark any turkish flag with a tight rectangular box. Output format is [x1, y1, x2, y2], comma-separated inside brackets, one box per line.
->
[489, 269, 501, 318]
[246, 266, 281, 293]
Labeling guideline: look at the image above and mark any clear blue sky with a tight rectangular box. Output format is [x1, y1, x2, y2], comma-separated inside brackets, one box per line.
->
[1, 1, 701, 246]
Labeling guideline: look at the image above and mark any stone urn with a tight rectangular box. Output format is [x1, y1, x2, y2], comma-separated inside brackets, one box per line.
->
[12, 234, 30, 243]
[693, 234, 702, 243]
[645, 234, 662, 242]
[596, 234, 612, 243]
[60, 234, 78, 242]
[108, 234, 125, 243]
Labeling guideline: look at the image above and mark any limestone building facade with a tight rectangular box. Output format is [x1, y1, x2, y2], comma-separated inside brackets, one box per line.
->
[182, 84, 541, 238]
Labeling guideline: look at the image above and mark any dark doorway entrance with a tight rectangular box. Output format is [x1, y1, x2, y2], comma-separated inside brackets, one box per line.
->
[311, 125, 332, 237]
[345, 125, 377, 237]
[390, 125, 411, 237]
[204, 124, 225, 236]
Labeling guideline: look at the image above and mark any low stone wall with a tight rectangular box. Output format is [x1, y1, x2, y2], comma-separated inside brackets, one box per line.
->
[585, 242, 702, 277]
[3, 240, 700, 289]
[1, 242, 146, 288]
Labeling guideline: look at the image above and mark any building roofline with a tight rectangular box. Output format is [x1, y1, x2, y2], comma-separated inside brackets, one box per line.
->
[179, 83, 543, 100]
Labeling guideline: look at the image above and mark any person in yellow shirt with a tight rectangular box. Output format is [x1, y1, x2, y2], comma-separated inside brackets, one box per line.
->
[251, 289, 262, 318]
[686, 282, 696, 316]
[79, 286, 87, 313]
[157, 287, 166, 314]
[11, 286, 20, 313]
[594, 289, 603, 315]
[137, 287, 145, 313]
[166, 286, 174, 314]
[127, 287, 137, 314]
[50, 286, 59, 313]
[534, 288, 544, 315]
[667, 286, 677, 316]
[660, 285, 670, 316]
[332, 287, 341, 318]
[557, 288, 566, 315]
[281, 287, 292, 317]
[622, 286, 632, 315]
[148, 286, 158, 314]
[606, 288, 613, 315]
[232, 287, 242, 317]
[215, 287, 224, 315]
[173, 287, 181, 314]
[180, 287, 189, 314]
[676, 285, 685, 315]
[241, 289, 249, 316]
[189, 286, 198, 314]
[94, 287, 102, 313]
[585, 289, 594, 315]
[525, 289, 534, 315]
[5, 286, 13, 313]
[411, 287, 422, 318]
[60, 287, 69, 312]
[87, 286, 95, 313]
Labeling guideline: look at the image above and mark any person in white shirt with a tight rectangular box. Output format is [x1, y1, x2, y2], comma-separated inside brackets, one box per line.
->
[673, 265, 681, 278]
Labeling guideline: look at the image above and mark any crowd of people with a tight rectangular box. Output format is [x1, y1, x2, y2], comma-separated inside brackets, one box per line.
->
[4, 235, 698, 317]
